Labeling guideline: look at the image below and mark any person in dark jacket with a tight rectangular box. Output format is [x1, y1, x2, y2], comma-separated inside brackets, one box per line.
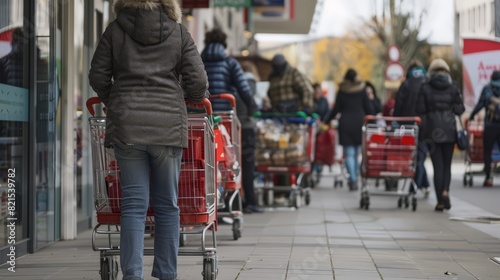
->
[325, 69, 375, 190]
[267, 54, 314, 112]
[200, 29, 260, 213]
[468, 70, 500, 187]
[394, 61, 430, 194]
[312, 83, 329, 121]
[365, 81, 382, 115]
[417, 58, 465, 211]
[88, 1, 208, 279]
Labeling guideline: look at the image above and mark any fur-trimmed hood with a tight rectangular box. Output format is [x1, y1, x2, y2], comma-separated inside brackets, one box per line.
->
[339, 79, 366, 93]
[113, 0, 182, 23]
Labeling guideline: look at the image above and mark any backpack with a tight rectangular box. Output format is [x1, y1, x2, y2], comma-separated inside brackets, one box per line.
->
[487, 86, 500, 122]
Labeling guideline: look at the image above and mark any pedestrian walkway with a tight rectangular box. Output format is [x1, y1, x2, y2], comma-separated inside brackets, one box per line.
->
[1, 162, 500, 280]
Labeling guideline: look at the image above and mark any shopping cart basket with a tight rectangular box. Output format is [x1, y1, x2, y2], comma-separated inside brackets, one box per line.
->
[360, 116, 421, 211]
[87, 96, 218, 280]
[463, 120, 500, 187]
[208, 93, 243, 240]
[254, 111, 317, 208]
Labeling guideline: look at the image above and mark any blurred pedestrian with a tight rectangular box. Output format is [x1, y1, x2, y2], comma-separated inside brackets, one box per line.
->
[241, 61, 264, 110]
[88, 0, 209, 279]
[324, 68, 375, 190]
[365, 81, 382, 115]
[394, 60, 430, 194]
[200, 29, 261, 213]
[417, 58, 465, 211]
[267, 54, 314, 112]
[312, 82, 329, 121]
[468, 70, 500, 187]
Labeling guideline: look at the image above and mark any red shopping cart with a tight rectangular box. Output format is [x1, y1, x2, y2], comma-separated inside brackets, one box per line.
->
[87, 97, 218, 280]
[209, 94, 243, 241]
[360, 116, 421, 211]
[313, 125, 346, 188]
[463, 120, 500, 187]
[254, 111, 317, 208]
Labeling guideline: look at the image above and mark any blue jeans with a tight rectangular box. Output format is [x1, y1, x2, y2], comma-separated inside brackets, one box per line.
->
[344, 145, 360, 182]
[415, 141, 429, 189]
[114, 144, 182, 280]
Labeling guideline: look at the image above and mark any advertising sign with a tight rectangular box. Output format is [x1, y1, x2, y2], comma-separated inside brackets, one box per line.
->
[252, 0, 294, 21]
[463, 38, 500, 110]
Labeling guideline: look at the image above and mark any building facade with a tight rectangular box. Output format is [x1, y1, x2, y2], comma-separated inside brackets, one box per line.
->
[0, 0, 248, 263]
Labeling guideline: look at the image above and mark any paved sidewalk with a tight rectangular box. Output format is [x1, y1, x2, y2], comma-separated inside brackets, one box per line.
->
[1, 162, 500, 280]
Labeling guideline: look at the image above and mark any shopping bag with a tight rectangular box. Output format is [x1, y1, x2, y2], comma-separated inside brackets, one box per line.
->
[456, 116, 468, 151]
[314, 127, 336, 165]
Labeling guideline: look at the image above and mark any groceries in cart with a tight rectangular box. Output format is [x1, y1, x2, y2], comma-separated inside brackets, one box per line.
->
[255, 119, 308, 166]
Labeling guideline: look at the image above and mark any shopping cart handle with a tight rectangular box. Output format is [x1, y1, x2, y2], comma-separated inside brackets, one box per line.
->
[185, 98, 213, 115]
[363, 115, 421, 125]
[208, 93, 236, 108]
[86, 96, 105, 117]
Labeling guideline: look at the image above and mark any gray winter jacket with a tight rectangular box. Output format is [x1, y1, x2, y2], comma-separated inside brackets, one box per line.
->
[89, 0, 208, 148]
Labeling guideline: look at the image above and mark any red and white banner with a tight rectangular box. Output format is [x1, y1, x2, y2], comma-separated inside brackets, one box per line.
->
[463, 38, 500, 110]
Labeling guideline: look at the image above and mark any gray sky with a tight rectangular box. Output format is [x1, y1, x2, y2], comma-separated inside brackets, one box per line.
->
[256, 0, 454, 46]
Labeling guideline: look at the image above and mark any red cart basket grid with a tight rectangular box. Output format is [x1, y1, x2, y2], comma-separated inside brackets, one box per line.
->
[87, 97, 218, 280]
[360, 115, 421, 211]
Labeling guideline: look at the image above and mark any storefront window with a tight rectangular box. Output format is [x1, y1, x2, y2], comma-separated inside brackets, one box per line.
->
[0, 1, 29, 249]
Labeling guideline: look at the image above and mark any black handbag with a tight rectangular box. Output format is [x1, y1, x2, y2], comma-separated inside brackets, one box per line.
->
[455, 116, 468, 151]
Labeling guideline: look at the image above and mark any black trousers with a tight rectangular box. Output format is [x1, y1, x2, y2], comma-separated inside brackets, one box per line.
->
[241, 128, 257, 207]
[428, 142, 455, 204]
[483, 127, 500, 178]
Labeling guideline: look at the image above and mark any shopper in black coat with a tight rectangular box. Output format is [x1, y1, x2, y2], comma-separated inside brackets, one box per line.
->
[325, 69, 375, 190]
[394, 61, 430, 194]
[416, 58, 465, 211]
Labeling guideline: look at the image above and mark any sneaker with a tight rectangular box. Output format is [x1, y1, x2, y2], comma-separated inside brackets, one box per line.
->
[244, 205, 264, 213]
[483, 177, 493, 187]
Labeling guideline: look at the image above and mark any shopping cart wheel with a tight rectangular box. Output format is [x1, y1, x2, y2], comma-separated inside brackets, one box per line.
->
[232, 219, 242, 240]
[100, 256, 118, 280]
[412, 197, 417, 211]
[290, 190, 302, 209]
[360, 192, 370, 210]
[202, 255, 218, 280]
[463, 175, 467, 187]
[179, 233, 187, 247]
[397, 197, 403, 208]
[468, 176, 473, 187]
[404, 196, 410, 208]
[304, 189, 311, 206]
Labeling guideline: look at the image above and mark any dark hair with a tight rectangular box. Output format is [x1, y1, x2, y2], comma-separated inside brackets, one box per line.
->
[365, 81, 377, 96]
[312, 83, 321, 90]
[204, 28, 227, 48]
[492, 70, 500, 81]
[344, 68, 357, 82]
[11, 27, 25, 46]
[407, 59, 423, 70]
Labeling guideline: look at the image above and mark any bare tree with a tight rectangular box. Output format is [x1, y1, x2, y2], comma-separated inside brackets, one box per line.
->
[357, 0, 431, 67]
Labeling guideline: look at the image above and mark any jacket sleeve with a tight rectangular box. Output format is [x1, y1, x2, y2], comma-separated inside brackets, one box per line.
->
[393, 82, 406, 116]
[416, 85, 427, 115]
[179, 25, 209, 104]
[469, 86, 489, 119]
[452, 87, 466, 115]
[362, 90, 375, 115]
[292, 69, 314, 110]
[89, 24, 114, 105]
[229, 58, 257, 115]
[324, 93, 341, 123]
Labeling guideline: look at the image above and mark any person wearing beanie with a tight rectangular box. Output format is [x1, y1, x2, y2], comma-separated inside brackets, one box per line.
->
[89, 0, 209, 279]
[324, 68, 375, 190]
[267, 54, 314, 112]
[394, 60, 430, 195]
[468, 70, 500, 187]
[417, 58, 465, 211]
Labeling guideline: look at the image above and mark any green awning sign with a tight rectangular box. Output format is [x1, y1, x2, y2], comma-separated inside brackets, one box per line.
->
[214, 0, 251, 7]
